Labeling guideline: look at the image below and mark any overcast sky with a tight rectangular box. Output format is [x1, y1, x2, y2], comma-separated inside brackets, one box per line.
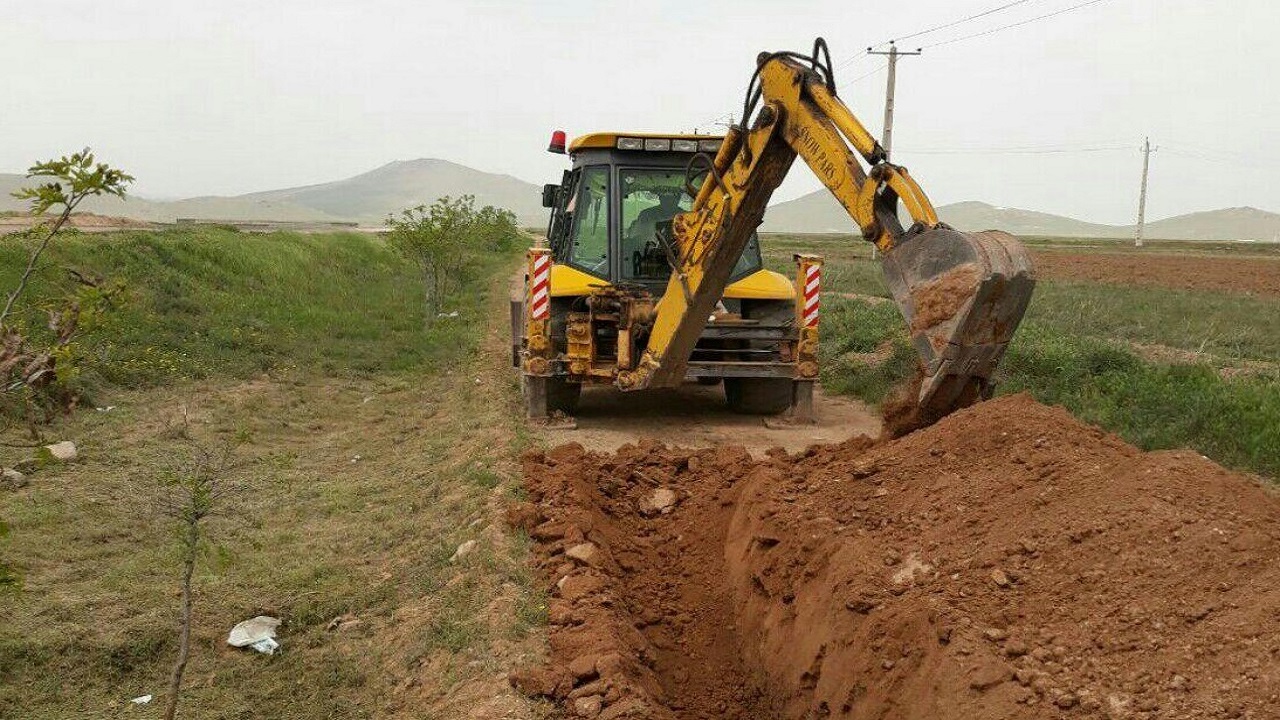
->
[2, 0, 1275, 223]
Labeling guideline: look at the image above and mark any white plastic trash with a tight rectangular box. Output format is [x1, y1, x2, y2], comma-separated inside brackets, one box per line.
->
[227, 616, 282, 655]
[131, 694, 152, 704]
[248, 637, 280, 654]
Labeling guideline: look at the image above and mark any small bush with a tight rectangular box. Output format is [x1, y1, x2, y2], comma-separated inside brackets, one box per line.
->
[385, 195, 521, 321]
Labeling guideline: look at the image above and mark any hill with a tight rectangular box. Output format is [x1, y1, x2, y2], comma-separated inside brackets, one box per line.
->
[0, 159, 546, 226]
[227, 158, 545, 225]
[759, 191, 1119, 237]
[760, 191, 1280, 242]
[1142, 206, 1280, 242]
[7, 160, 1279, 240]
[932, 200, 1120, 238]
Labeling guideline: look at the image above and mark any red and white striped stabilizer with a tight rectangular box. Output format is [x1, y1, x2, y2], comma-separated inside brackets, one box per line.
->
[802, 263, 821, 327]
[529, 252, 552, 321]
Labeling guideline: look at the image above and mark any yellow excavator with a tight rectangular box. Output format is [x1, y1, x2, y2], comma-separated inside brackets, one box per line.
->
[513, 38, 1035, 424]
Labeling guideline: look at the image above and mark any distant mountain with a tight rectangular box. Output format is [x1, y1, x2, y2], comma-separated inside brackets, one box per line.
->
[1141, 207, 1280, 242]
[934, 200, 1120, 238]
[760, 191, 1280, 242]
[0, 158, 546, 226]
[756, 190, 859, 234]
[230, 159, 545, 225]
[759, 192, 1120, 237]
[6, 160, 1278, 241]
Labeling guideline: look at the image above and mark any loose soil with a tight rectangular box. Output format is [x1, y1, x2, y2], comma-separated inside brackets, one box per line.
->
[907, 263, 980, 333]
[513, 394, 1280, 719]
[1032, 251, 1280, 297]
[0, 212, 158, 233]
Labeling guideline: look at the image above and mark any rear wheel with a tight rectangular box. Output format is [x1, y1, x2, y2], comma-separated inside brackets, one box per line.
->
[546, 377, 582, 415]
[524, 376, 582, 417]
[724, 378, 793, 415]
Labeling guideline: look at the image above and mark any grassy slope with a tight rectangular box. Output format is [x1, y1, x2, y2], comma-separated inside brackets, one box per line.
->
[0, 229, 545, 718]
[0, 228, 469, 387]
[761, 234, 1280, 479]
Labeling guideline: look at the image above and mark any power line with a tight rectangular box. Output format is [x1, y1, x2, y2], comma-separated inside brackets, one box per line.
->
[873, 0, 1042, 48]
[833, 52, 877, 72]
[840, 62, 888, 89]
[835, 0, 1045, 70]
[1162, 147, 1276, 170]
[836, 0, 1047, 70]
[921, 0, 1112, 49]
[1162, 142, 1280, 166]
[897, 143, 1132, 155]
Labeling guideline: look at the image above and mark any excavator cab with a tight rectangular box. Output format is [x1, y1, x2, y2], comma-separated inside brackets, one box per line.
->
[513, 133, 816, 419]
[542, 140, 764, 289]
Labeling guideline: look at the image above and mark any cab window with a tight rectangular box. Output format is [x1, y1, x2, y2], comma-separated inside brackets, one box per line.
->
[730, 233, 763, 280]
[568, 166, 610, 277]
[620, 168, 692, 281]
[620, 166, 762, 282]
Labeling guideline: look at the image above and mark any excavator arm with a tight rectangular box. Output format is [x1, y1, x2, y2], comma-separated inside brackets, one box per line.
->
[615, 40, 1035, 420]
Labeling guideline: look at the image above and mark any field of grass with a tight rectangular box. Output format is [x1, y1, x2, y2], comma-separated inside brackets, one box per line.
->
[761, 233, 1280, 479]
[0, 227, 485, 391]
[0, 229, 546, 718]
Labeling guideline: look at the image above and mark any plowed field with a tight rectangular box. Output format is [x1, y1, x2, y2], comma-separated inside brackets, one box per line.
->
[1033, 251, 1280, 296]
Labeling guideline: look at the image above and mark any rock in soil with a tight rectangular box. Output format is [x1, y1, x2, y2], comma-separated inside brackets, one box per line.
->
[515, 393, 1280, 719]
[1, 468, 27, 489]
[43, 441, 77, 462]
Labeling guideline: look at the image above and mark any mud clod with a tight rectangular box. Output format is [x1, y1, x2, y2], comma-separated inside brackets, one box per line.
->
[516, 394, 1280, 719]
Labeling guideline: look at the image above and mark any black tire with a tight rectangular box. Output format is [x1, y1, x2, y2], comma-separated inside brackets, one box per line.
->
[724, 378, 793, 415]
[546, 377, 582, 415]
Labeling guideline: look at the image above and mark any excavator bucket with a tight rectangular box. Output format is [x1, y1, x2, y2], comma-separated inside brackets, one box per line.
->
[879, 228, 1035, 419]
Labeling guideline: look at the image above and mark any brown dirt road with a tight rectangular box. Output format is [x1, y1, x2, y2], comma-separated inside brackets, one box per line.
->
[514, 394, 1280, 719]
[540, 383, 880, 455]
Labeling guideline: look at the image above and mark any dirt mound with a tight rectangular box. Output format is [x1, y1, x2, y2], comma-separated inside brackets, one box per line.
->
[513, 394, 1280, 719]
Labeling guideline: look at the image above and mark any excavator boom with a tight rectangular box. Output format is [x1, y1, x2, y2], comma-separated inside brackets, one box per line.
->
[615, 40, 1035, 421]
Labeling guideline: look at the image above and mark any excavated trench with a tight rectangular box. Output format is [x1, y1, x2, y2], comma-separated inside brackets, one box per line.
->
[510, 394, 1280, 719]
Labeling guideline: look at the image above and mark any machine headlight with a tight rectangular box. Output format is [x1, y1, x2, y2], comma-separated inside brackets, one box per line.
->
[616, 137, 644, 150]
[671, 139, 699, 152]
[643, 138, 671, 151]
[698, 139, 723, 153]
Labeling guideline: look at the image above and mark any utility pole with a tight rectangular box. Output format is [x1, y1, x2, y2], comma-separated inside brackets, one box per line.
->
[1134, 137, 1156, 248]
[866, 41, 921, 258]
[867, 41, 922, 159]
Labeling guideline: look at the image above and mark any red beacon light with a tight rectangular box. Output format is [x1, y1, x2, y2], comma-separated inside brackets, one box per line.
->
[548, 129, 567, 154]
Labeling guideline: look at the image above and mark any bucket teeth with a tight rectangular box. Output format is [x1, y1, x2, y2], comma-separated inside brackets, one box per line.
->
[879, 228, 1036, 417]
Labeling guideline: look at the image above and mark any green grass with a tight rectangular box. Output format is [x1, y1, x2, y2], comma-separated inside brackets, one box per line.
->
[760, 234, 1280, 479]
[0, 227, 497, 390]
[815, 293, 1280, 479]
[0, 228, 542, 718]
[999, 324, 1280, 474]
[1026, 281, 1280, 362]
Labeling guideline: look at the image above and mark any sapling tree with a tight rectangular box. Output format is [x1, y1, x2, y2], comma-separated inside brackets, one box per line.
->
[1, 149, 131, 420]
[385, 195, 520, 322]
[2, 149, 132, 325]
[158, 440, 235, 720]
